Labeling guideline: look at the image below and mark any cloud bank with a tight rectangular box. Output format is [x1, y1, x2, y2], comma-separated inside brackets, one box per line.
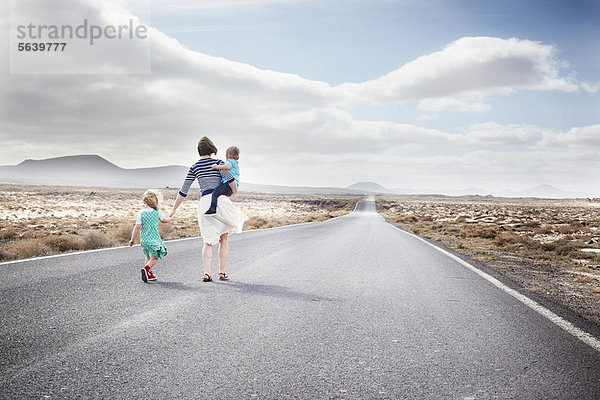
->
[1, 0, 599, 193]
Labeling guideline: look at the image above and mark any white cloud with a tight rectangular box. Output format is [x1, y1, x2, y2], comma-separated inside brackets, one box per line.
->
[415, 114, 439, 121]
[336, 36, 581, 105]
[461, 122, 551, 147]
[418, 97, 490, 112]
[581, 81, 600, 93]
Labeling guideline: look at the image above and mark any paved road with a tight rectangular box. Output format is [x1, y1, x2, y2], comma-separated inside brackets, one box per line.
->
[1, 199, 599, 399]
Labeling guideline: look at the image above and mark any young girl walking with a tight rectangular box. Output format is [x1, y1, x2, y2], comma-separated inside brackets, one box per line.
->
[129, 190, 173, 282]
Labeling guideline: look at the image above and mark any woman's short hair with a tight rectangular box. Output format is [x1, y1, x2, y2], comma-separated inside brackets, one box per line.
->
[198, 136, 218, 156]
[226, 146, 240, 160]
[143, 190, 160, 210]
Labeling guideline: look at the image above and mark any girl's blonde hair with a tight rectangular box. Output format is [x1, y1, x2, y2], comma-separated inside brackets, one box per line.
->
[143, 190, 162, 210]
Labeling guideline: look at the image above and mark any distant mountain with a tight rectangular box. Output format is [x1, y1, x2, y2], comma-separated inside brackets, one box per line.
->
[0, 155, 188, 189]
[495, 184, 585, 199]
[0, 155, 364, 195]
[0, 156, 591, 198]
[347, 182, 392, 193]
[17, 154, 121, 171]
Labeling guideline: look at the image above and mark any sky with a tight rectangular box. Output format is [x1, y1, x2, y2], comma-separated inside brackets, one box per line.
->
[1, 0, 599, 193]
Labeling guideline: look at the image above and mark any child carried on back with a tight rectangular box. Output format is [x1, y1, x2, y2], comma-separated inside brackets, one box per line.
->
[206, 146, 240, 215]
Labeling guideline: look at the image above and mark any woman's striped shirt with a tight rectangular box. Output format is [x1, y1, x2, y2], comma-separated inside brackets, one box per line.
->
[178, 158, 235, 197]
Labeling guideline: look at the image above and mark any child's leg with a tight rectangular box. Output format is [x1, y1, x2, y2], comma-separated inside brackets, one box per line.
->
[145, 256, 150, 266]
[222, 183, 233, 197]
[206, 182, 229, 213]
[208, 189, 220, 212]
[147, 256, 158, 270]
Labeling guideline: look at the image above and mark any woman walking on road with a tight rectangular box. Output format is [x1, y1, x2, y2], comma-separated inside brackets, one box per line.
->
[169, 137, 248, 282]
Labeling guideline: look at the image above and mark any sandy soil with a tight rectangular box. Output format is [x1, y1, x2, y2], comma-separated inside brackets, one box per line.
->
[377, 195, 600, 325]
[0, 184, 359, 261]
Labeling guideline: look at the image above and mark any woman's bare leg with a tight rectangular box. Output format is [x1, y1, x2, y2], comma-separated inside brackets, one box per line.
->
[202, 243, 213, 276]
[218, 233, 229, 274]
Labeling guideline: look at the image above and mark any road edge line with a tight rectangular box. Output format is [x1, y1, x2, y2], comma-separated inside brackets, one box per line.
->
[388, 223, 600, 353]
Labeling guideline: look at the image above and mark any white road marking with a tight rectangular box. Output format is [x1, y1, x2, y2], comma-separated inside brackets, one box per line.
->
[390, 223, 600, 353]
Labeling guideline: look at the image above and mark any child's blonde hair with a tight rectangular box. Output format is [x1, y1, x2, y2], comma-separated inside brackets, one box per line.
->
[226, 146, 240, 160]
[143, 190, 162, 210]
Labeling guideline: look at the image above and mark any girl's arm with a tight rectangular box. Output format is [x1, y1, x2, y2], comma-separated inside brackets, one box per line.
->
[161, 216, 173, 223]
[170, 194, 185, 217]
[211, 164, 231, 170]
[129, 224, 141, 246]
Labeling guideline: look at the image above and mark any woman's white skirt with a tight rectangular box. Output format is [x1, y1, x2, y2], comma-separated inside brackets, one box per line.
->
[197, 194, 248, 245]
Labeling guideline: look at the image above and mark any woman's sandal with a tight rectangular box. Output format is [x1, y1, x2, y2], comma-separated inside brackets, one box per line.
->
[218, 272, 228, 280]
[203, 273, 212, 282]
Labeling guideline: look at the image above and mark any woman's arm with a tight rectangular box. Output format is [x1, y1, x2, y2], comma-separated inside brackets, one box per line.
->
[129, 224, 141, 246]
[170, 194, 185, 217]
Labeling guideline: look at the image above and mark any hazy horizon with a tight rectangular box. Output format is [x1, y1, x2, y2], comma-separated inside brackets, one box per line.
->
[2, 153, 598, 197]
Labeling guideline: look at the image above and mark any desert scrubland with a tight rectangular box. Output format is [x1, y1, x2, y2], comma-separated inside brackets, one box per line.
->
[0, 185, 358, 261]
[377, 195, 600, 325]
[2, 185, 600, 325]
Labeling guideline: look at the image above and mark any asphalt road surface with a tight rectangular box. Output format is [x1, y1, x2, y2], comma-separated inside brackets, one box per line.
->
[1, 199, 600, 399]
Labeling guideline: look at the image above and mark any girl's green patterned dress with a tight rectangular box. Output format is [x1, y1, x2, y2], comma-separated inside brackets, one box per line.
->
[139, 208, 167, 259]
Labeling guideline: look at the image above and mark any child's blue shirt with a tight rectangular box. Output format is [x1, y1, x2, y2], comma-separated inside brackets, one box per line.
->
[222, 159, 240, 187]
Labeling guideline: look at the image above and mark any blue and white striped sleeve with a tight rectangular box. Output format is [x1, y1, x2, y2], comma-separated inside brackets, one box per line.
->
[178, 167, 196, 197]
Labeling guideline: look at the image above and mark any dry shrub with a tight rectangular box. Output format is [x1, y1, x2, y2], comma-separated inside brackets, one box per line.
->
[394, 213, 417, 223]
[541, 239, 580, 256]
[573, 276, 593, 284]
[0, 227, 18, 240]
[4, 239, 50, 259]
[557, 223, 586, 235]
[460, 225, 498, 239]
[493, 232, 535, 248]
[42, 234, 85, 252]
[21, 229, 39, 239]
[83, 230, 110, 249]
[159, 222, 175, 240]
[521, 221, 541, 229]
[244, 216, 269, 230]
[173, 224, 199, 238]
[110, 223, 133, 242]
[0, 247, 10, 261]
[534, 226, 554, 235]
